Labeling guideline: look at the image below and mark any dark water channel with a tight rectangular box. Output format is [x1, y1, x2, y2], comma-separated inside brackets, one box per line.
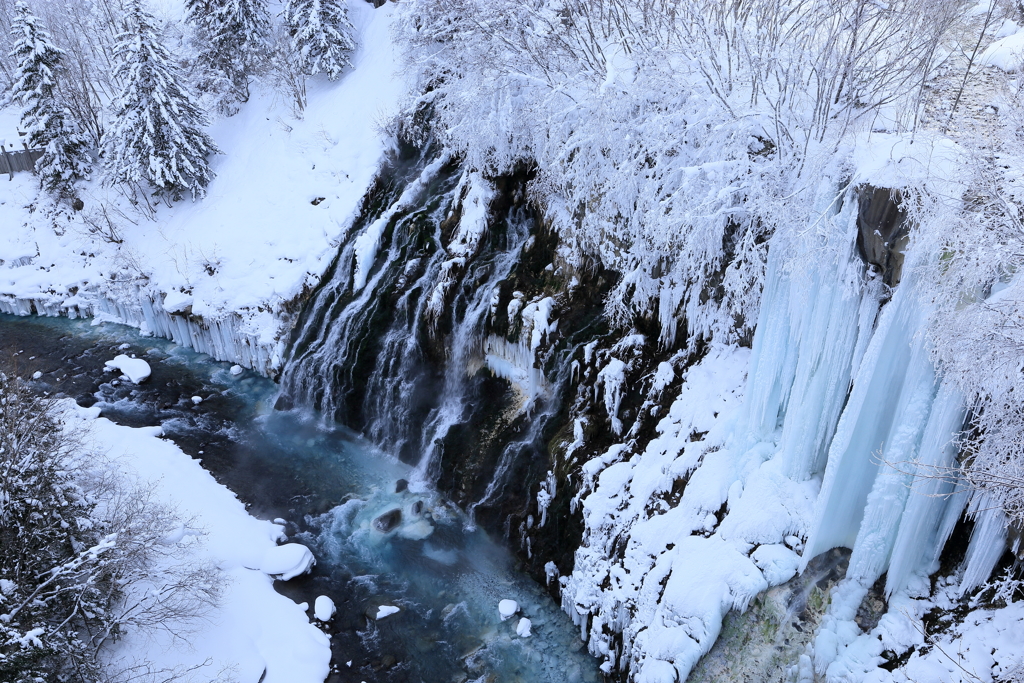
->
[0, 313, 600, 683]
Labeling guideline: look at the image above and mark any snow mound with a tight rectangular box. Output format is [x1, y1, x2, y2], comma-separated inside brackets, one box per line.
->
[260, 543, 315, 580]
[516, 617, 532, 638]
[375, 605, 400, 619]
[314, 596, 336, 622]
[498, 599, 519, 621]
[191, 396, 202, 404]
[981, 31, 1024, 72]
[104, 354, 151, 383]
[229, 364, 244, 376]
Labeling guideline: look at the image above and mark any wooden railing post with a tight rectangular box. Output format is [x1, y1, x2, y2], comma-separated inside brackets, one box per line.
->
[0, 142, 13, 181]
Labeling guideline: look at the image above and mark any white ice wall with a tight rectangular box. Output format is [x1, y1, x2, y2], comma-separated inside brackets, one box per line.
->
[0, 290, 282, 375]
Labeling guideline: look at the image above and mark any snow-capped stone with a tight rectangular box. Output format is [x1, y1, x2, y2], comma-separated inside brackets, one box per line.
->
[375, 605, 400, 619]
[104, 354, 151, 383]
[751, 544, 801, 585]
[516, 617, 532, 637]
[314, 596, 336, 622]
[260, 543, 315, 580]
[191, 396, 203, 404]
[498, 599, 519, 621]
[31, 371, 42, 379]
[230, 364, 244, 376]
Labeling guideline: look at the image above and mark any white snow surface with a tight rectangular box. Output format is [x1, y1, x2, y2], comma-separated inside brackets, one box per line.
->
[63, 403, 330, 683]
[0, 0, 406, 363]
[516, 617, 532, 638]
[981, 23, 1024, 71]
[104, 354, 152, 383]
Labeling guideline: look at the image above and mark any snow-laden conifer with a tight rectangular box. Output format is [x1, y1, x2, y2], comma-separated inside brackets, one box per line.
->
[284, 0, 355, 81]
[186, 0, 270, 111]
[104, 0, 218, 201]
[8, 1, 92, 195]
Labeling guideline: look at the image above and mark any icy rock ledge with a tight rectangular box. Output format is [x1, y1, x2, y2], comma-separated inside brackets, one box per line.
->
[260, 543, 315, 580]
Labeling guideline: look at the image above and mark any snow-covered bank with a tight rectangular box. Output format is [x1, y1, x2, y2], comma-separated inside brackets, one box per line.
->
[64, 402, 330, 683]
[0, 0, 407, 373]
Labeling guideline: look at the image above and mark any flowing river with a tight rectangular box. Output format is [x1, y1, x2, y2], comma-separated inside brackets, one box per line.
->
[0, 312, 601, 683]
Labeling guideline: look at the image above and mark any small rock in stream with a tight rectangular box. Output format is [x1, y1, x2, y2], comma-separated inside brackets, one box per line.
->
[373, 508, 403, 533]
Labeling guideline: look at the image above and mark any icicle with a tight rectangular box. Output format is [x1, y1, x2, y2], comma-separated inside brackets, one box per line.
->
[884, 382, 965, 596]
[743, 251, 799, 441]
[960, 494, 1008, 595]
[802, 272, 929, 568]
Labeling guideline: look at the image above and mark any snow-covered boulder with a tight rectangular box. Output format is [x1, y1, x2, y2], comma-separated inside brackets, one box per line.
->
[260, 543, 315, 580]
[498, 599, 519, 621]
[230, 364, 244, 376]
[751, 544, 801, 585]
[375, 605, 400, 620]
[516, 617, 532, 637]
[104, 354, 151, 383]
[314, 596, 336, 622]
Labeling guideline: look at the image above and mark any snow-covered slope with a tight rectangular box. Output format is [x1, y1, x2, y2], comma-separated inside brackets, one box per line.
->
[0, 0, 406, 372]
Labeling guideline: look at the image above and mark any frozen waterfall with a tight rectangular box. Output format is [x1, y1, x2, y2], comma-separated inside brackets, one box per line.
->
[564, 187, 1010, 683]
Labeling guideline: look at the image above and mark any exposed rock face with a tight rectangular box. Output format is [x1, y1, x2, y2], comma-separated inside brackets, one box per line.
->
[856, 186, 909, 286]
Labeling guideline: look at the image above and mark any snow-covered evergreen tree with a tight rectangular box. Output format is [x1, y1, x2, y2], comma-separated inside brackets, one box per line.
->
[104, 0, 218, 201]
[186, 0, 270, 112]
[8, 1, 91, 195]
[284, 0, 355, 81]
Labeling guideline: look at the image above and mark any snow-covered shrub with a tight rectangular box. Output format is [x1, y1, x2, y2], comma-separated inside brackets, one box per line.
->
[0, 373, 221, 682]
[266, 20, 308, 116]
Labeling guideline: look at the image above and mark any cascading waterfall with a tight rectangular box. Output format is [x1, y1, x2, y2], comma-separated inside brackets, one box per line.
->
[277, 147, 460, 450]
[277, 145, 564, 529]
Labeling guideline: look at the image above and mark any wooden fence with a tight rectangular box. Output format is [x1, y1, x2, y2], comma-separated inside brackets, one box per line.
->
[0, 145, 44, 178]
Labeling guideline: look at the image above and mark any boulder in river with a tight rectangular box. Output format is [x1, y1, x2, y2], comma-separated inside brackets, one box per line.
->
[373, 508, 403, 533]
